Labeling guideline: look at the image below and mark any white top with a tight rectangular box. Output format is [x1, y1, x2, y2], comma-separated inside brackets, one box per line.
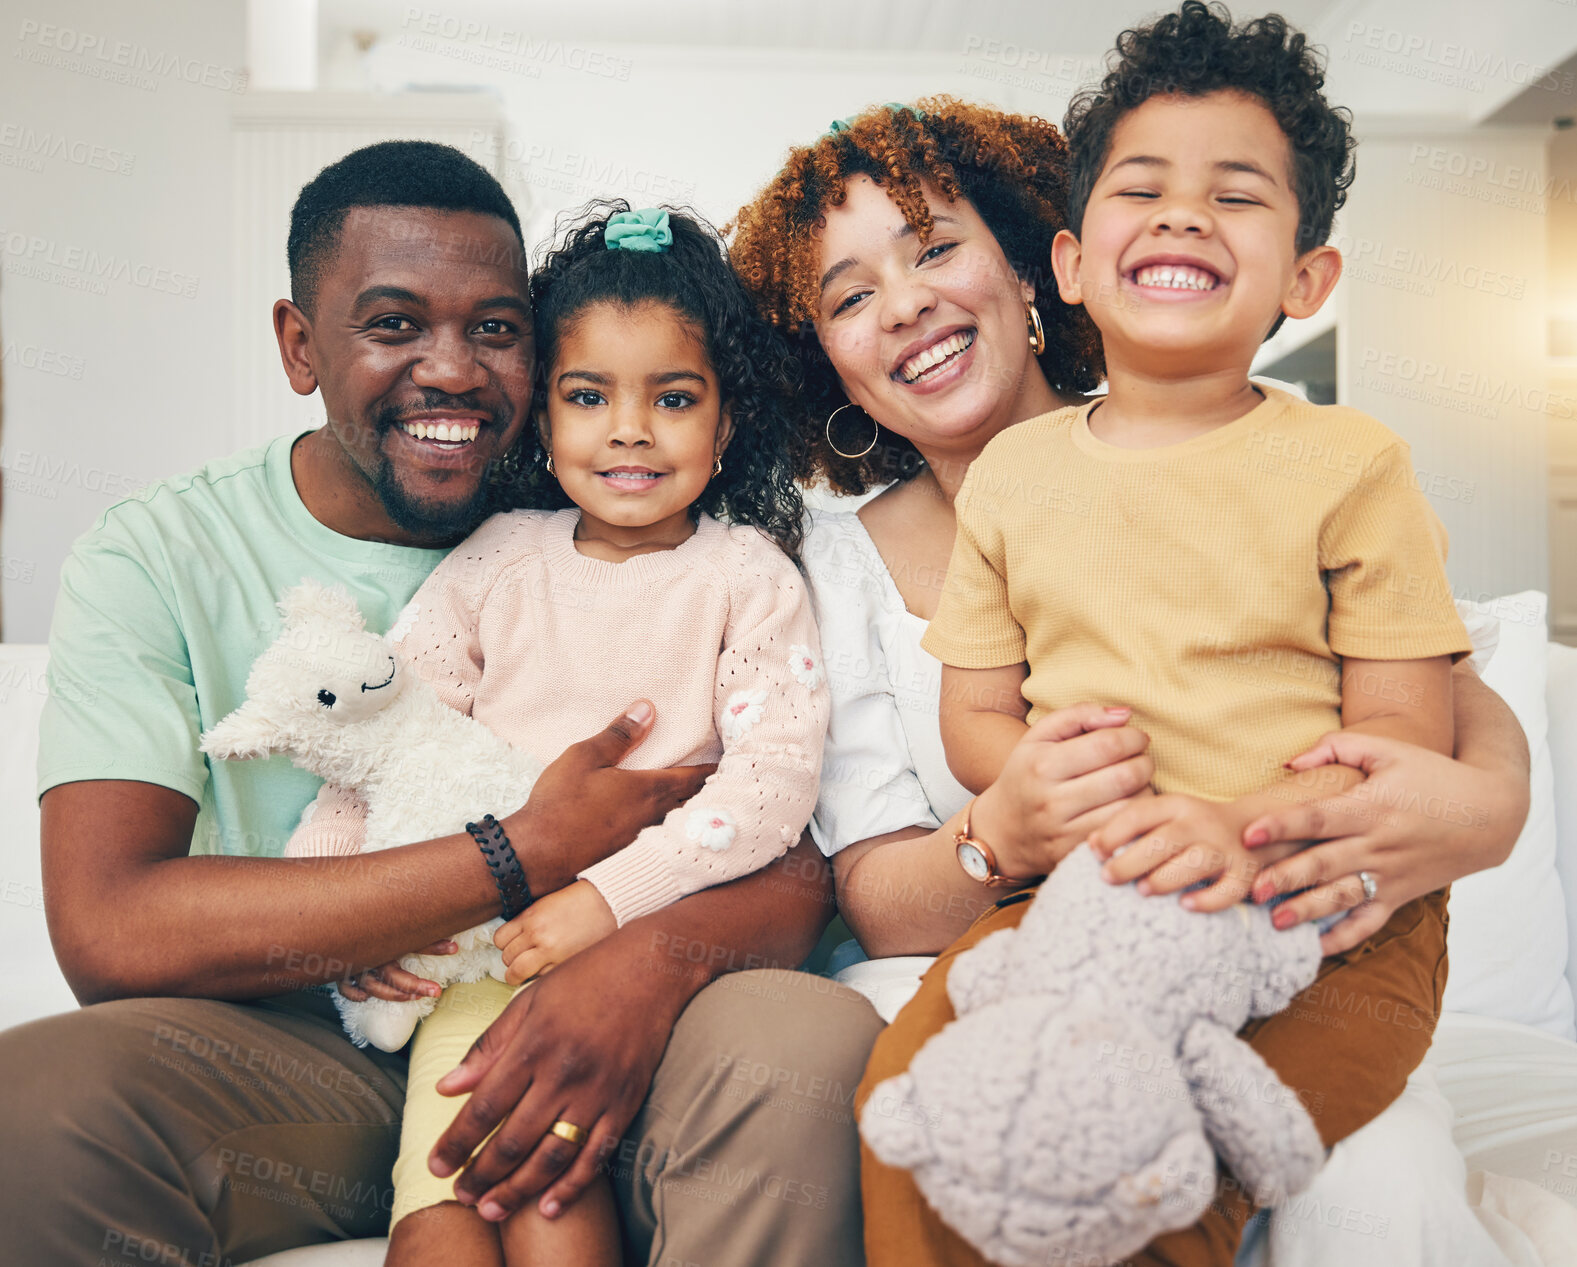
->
[802, 507, 970, 1021]
[803, 508, 973, 856]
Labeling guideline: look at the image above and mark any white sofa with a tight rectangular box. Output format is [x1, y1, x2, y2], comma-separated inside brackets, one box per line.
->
[4, 591, 1577, 1267]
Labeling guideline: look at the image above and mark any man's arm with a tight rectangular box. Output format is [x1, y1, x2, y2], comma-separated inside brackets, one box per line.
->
[43, 707, 712, 1004]
[426, 831, 836, 1223]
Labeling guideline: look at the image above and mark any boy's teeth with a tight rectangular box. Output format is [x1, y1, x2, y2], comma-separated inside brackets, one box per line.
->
[899, 330, 976, 383]
[1134, 264, 1218, 291]
[401, 421, 480, 443]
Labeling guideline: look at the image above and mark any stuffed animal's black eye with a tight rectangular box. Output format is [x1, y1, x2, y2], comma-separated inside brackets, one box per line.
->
[317, 689, 336, 708]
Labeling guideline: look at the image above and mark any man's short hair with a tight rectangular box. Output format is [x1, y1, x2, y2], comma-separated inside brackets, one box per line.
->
[1064, 1, 1356, 256]
[286, 140, 523, 314]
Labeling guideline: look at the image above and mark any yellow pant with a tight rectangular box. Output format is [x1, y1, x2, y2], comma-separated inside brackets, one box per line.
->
[389, 976, 522, 1231]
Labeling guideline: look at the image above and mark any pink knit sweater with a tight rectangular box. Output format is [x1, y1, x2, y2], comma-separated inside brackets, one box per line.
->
[284, 508, 829, 926]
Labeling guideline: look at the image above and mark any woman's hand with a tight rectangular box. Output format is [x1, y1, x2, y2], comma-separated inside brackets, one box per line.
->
[428, 923, 694, 1222]
[337, 939, 457, 1003]
[1243, 730, 1530, 954]
[495, 880, 618, 985]
[969, 702, 1155, 880]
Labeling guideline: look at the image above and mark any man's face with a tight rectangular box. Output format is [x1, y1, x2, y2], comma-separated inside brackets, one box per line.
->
[301, 206, 534, 540]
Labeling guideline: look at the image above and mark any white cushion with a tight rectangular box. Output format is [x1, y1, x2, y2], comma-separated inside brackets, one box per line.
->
[1546, 641, 1577, 1014]
[0, 645, 78, 1025]
[1428, 1012, 1577, 1209]
[1443, 593, 1574, 1039]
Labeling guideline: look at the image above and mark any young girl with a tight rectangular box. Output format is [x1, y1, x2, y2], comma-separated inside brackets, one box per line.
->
[284, 203, 829, 1265]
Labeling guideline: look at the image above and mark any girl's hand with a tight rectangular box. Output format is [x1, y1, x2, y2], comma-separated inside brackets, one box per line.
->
[495, 880, 617, 985]
[970, 702, 1155, 880]
[1243, 730, 1529, 955]
[337, 939, 458, 1003]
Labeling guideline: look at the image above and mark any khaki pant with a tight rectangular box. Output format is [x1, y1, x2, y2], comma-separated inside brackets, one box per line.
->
[857, 888, 1450, 1267]
[0, 971, 885, 1267]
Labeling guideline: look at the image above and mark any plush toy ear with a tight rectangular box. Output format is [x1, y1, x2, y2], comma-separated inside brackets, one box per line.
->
[277, 579, 367, 634]
[859, 1073, 939, 1170]
[200, 700, 286, 762]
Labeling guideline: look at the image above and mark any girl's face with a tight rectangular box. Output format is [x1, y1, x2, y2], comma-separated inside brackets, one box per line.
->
[811, 174, 1051, 456]
[540, 300, 731, 548]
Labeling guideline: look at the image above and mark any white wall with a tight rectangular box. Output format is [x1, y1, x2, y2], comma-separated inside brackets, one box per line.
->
[0, 0, 244, 640]
[2, 1, 1570, 639]
[1337, 125, 1551, 601]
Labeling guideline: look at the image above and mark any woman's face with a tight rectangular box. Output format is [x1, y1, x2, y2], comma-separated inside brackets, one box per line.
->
[812, 174, 1049, 455]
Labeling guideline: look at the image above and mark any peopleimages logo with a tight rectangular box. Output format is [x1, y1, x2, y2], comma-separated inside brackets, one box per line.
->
[0, 227, 199, 298]
[14, 19, 248, 94]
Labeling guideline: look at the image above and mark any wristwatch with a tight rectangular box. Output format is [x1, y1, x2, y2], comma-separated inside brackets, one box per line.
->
[954, 797, 1016, 887]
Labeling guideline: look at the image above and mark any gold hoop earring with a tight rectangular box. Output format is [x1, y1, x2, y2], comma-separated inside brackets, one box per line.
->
[825, 402, 878, 460]
[1026, 302, 1046, 357]
[712, 455, 723, 477]
[545, 453, 555, 476]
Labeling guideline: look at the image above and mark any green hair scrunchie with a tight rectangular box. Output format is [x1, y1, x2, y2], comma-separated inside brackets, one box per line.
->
[826, 102, 925, 137]
[604, 208, 673, 253]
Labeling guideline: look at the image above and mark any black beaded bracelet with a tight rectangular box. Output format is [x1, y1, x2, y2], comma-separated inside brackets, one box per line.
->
[466, 814, 532, 920]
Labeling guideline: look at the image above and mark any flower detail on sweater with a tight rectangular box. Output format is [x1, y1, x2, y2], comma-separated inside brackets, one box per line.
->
[686, 807, 737, 852]
[721, 689, 767, 742]
[386, 599, 421, 646]
[787, 644, 824, 689]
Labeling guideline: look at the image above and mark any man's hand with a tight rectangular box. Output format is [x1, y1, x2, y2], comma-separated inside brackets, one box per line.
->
[1088, 793, 1261, 911]
[428, 922, 693, 1222]
[504, 701, 714, 896]
[495, 881, 617, 985]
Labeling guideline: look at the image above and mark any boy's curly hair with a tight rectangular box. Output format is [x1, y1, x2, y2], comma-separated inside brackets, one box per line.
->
[1064, 1, 1356, 258]
[494, 200, 809, 560]
[729, 97, 1104, 496]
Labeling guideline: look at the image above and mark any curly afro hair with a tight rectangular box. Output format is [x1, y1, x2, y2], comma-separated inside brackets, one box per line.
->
[729, 96, 1104, 497]
[1064, 1, 1356, 259]
[492, 200, 809, 561]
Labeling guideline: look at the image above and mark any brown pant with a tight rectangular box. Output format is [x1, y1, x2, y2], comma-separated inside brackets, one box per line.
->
[0, 971, 885, 1267]
[857, 888, 1450, 1267]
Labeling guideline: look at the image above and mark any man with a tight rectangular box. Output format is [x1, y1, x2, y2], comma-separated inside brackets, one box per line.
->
[0, 141, 882, 1266]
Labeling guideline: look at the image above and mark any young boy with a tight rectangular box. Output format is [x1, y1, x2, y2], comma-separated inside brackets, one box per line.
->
[924, 1, 1472, 917]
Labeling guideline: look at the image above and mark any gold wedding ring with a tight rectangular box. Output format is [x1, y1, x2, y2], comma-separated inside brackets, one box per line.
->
[549, 1119, 587, 1147]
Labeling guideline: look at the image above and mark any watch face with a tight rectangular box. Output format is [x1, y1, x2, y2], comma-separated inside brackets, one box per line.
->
[958, 842, 991, 882]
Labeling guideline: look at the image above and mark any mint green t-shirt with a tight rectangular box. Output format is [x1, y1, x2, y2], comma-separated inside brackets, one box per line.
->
[38, 431, 451, 856]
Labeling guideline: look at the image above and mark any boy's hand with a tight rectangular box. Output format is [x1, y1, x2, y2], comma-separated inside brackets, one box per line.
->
[1088, 794, 1261, 911]
[495, 881, 617, 985]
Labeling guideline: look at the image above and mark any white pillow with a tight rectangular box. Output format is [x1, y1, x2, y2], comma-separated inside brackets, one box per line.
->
[1441, 592, 1574, 1039]
[1544, 641, 1577, 1013]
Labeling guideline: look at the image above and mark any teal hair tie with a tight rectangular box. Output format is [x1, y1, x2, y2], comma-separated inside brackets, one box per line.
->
[605, 208, 672, 253]
[825, 103, 924, 138]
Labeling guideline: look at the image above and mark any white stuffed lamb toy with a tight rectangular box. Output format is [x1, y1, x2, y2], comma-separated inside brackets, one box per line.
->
[200, 580, 542, 1052]
[860, 843, 1328, 1267]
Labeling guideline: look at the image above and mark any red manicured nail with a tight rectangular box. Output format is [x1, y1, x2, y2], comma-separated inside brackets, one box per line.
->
[1273, 908, 1296, 930]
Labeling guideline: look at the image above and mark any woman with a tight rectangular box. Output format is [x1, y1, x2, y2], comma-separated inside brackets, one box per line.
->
[729, 98, 1531, 1265]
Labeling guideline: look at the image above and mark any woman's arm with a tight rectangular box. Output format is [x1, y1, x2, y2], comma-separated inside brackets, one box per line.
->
[833, 703, 1156, 956]
[1242, 662, 1530, 954]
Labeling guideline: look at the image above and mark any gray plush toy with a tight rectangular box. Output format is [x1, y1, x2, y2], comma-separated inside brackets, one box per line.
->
[860, 843, 1327, 1267]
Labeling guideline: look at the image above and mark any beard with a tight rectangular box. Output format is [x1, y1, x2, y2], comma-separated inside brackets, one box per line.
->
[369, 458, 496, 540]
[366, 389, 510, 540]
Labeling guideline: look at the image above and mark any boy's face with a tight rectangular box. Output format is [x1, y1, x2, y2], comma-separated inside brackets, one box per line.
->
[1052, 90, 1339, 377]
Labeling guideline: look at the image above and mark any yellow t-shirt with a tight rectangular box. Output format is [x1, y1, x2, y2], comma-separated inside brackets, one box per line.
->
[921, 387, 1473, 801]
